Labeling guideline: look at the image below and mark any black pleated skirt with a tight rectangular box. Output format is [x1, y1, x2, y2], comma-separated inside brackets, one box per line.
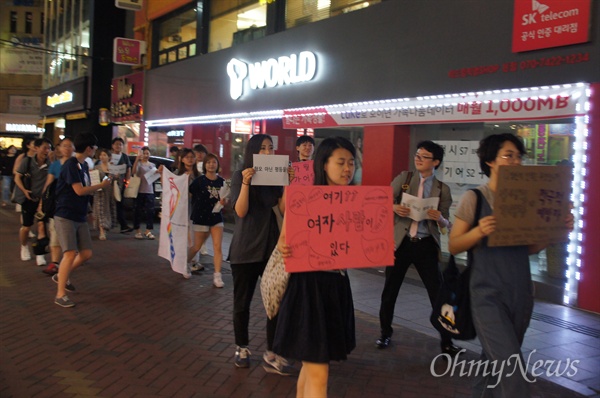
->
[272, 270, 356, 363]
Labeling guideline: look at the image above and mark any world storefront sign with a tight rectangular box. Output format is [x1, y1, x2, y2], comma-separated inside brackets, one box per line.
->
[512, 0, 591, 52]
[282, 85, 587, 129]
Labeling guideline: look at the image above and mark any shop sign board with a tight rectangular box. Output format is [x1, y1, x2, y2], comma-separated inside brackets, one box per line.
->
[283, 85, 587, 129]
[115, 0, 142, 11]
[227, 51, 317, 100]
[0, 48, 43, 75]
[111, 72, 144, 123]
[113, 38, 146, 66]
[489, 165, 571, 247]
[512, 0, 591, 53]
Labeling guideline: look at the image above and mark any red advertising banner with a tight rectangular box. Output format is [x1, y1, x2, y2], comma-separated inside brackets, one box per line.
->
[290, 160, 315, 186]
[113, 38, 145, 65]
[512, 0, 591, 52]
[284, 185, 395, 273]
[111, 72, 144, 123]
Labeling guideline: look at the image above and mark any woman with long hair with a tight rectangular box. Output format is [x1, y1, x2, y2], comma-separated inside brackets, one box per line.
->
[274, 137, 357, 398]
[228, 134, 294, 374]
[92, 148, 117, 240]
[188, 153, 226, 288]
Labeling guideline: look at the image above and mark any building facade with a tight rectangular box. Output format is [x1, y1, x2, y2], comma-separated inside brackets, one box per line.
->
[123, 0, 599, 313]
[0, 0, 45, 149]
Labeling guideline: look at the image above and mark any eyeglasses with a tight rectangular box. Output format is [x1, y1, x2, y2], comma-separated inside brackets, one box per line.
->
[414, 152, 434, 161]
[499, 153, 525, 162]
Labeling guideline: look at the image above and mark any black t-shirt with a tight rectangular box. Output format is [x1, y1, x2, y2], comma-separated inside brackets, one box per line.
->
[55, 157, 91, 222]
[190, 175, 225, 226]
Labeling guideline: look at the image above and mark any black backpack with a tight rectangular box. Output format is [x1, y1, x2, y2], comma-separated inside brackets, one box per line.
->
[42, 179, 57, 218]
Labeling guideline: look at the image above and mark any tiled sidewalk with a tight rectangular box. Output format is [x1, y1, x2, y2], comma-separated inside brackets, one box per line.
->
[0, 208, 597, 397]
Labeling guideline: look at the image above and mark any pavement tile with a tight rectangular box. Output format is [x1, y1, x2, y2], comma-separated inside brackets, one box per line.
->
[0, 210, 595, 398]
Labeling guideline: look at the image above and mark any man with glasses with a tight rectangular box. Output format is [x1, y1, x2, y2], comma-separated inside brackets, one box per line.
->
[376, 140, 461, 357]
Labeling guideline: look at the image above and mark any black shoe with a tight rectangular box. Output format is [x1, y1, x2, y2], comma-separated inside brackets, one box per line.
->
[441, 343, 462, 357]
[120, 227, 134, 233]
[376, 335, 391, 349]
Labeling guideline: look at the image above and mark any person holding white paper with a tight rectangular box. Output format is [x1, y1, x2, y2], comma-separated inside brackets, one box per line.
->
[188, 153, 226, 288]
[132, 147, 162, 240]
[228, 134, 294, 374]
[110, 137, 133, 233]
[92, 148, 116, 241]
[377, 140, 458, 356]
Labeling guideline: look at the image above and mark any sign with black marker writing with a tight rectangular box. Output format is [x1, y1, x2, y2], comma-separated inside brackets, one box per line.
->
[489, 165, 571, 247]
[285, 185, 394, 272]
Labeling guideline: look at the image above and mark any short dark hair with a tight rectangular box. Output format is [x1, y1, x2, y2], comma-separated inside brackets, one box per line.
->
[313, 137, 356, 186]
[74, 133, 98, 153]
[477, 133, 526, 177]
[34, 137, 53, 148]
[242, 134, 272, 169]
[416, 140, 444, 170]
[296, 135, 315, 147]
[111, 137, 125, 145]
[141, 146, 150, 152]
[193, 144, 208, 155]
[177, 148, 200, 178]
[169, 146, 179, 153]
[202, 153, 220, 174]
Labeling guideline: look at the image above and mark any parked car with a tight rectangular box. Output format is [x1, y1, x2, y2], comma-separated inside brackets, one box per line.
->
[122, 155, 174, 217]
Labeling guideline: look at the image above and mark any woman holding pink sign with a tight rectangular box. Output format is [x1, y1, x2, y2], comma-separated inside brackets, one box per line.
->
[274, 136, 357, 398]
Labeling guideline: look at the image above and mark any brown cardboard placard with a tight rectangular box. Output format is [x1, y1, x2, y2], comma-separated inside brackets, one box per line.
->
[488, 165, 571, 247]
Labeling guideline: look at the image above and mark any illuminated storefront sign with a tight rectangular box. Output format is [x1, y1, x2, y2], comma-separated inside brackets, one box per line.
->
[227, 51, 317, 100]
[46, 91, 74, 108]
[5, 123, 44, 133]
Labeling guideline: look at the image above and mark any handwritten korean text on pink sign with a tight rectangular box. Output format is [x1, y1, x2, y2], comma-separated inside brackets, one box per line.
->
[291, 160, 314, 186]
[285, 185, 394, 273]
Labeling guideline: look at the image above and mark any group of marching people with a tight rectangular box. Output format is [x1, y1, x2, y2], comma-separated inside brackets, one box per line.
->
[3, 130, 575, 398]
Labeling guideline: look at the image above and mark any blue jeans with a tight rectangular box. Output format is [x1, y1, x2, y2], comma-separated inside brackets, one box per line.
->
[1, 175, 12, 203]
[133, 193, 154, 230]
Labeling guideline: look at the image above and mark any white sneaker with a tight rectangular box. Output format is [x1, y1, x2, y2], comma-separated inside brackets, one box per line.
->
[213, 272, 224, 288]
[28, 231, 36, 239]
[36, 255, 47, 266]
[20, 245, 31, 261]
[200, 243, 209, 255]
[189, 262, 204, 272]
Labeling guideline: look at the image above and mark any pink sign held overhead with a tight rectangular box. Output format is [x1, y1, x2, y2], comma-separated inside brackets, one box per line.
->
[284, 185, 395, 273]
[291, 160, 314, 186]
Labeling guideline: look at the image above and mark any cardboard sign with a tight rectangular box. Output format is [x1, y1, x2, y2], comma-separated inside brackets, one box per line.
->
[488, 165, 571, 247]
[252, 154, 289, 186]
[285, 185, 395, 272]
[291, 160, 314, 186]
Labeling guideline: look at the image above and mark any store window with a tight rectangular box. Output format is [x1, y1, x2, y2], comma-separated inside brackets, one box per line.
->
[208, 0, 266, 53]
[285, 0, 381, 29]
[156, 6, 199, 66]
[26, 12, 33, 33]
[10, 11, 18, 33]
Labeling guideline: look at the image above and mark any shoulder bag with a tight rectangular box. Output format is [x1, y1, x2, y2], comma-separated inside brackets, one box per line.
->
[260, 247, 290, 320]
[430, 189, 483, 341]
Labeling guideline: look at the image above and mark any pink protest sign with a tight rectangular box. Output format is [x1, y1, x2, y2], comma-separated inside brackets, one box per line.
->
[291, 160, 314, 186]
[285, 185, 395, 273]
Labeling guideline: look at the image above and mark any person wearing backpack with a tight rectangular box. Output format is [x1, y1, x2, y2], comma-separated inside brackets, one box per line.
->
[14, 138, 52, 264]
[376, 140, 460, 357]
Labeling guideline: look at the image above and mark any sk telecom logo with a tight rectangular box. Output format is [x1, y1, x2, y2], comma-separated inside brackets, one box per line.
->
[521, 0, 549, 25]
[512, 0, 591, 52]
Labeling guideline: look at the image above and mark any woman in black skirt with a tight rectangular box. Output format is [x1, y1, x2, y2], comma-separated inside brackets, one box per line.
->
[274, 137, 357, 397]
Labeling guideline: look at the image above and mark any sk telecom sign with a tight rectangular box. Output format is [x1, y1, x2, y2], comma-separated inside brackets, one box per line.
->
[113, 38, 146, 65]
[512, 0, 591, 52]
[227, 51, 317, 100]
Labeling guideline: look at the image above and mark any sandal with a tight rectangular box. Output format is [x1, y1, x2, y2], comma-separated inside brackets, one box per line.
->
[145, 232, 155, 240]
[134, 232, 144, 239]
